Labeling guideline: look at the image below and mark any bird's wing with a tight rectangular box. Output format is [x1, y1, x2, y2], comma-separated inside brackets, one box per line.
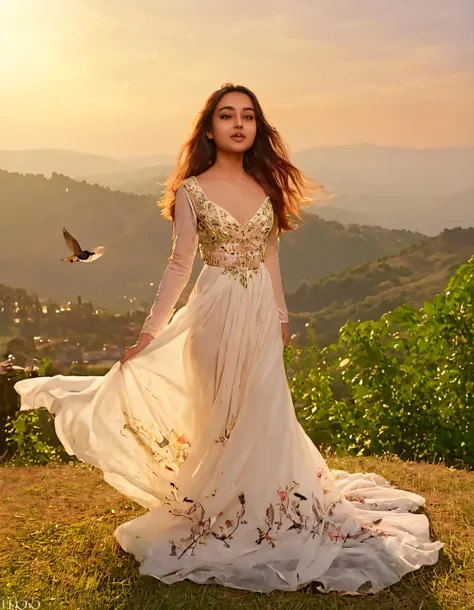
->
[62, 227, 82, 254]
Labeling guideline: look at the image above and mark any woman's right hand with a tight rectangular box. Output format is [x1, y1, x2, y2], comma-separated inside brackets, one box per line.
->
[120, 333, 154, 367]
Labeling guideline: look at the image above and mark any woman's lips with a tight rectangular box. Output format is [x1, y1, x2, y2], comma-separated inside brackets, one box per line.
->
[231, 135, 245, 141]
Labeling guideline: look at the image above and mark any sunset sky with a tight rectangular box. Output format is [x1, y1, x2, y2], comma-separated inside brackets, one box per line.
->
[1, 0, 473, 157]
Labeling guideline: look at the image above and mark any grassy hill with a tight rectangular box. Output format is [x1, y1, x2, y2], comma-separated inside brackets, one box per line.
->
[0, 169, 425, 309]
[0, 456, 471, 609]
[288, 227, 474, 345]
[279, 215, 425, 293]
[3, 145, 474, 235]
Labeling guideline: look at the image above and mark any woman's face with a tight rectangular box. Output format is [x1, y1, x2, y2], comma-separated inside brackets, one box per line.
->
[206, 91, 257, 154]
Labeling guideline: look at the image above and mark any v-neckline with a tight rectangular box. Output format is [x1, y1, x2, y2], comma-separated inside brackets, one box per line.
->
[191, 176, 269, 231]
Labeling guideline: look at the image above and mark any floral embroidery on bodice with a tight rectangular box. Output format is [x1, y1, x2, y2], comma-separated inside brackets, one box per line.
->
[182, 177, 274, 288]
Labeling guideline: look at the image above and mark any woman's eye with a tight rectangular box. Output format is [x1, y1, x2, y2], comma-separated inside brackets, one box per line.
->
[219, 114, 254, 120]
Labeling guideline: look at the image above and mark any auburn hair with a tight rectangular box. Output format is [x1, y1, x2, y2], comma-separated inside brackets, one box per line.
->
[158, 83, 326, 235]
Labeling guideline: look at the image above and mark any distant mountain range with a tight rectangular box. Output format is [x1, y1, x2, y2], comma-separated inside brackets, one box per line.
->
[1, 144, 472, 234]
[0, 149, 176, 178]
[0, 169, 424, 311]
[0, 149, 130, 178]
[290, 144, 474, 235]
[312, 185, 474, 235]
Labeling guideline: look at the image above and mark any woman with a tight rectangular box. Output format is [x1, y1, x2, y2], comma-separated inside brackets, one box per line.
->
[14, 83, 443, 595]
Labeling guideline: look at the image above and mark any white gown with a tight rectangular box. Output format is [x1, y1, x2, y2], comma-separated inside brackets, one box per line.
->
[14, 176, 443, 594]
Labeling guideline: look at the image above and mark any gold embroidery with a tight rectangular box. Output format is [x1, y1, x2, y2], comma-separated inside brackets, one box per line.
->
[182, 177, 274, 289]
[121, 414, 190, 468]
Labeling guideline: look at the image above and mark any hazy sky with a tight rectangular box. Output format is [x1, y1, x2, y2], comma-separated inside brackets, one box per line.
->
[1, 0, 473, 157]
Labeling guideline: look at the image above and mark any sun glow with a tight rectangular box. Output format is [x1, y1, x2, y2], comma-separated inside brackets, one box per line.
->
[0, 1, 58, 87]
[0, 3, 19, 70]
[0, 0, 471, 153]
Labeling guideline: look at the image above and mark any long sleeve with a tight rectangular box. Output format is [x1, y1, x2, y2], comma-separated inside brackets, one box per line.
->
[140, 184, 199, 338]
[264, 216, 289, 323]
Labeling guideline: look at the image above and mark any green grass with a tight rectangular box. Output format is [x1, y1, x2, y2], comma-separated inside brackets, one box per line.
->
[0, 456, 472, 610]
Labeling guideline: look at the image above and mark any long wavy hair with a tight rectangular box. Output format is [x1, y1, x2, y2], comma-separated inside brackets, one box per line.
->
[158, 83, 326, 234]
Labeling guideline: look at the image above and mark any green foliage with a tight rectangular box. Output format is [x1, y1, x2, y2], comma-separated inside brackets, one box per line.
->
[4, 410, 68, 465]
[292, 255, 474, 467]
[1, 357, 73, 465]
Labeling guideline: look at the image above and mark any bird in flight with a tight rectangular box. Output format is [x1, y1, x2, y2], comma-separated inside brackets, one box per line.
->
[61, 227, 105, 263]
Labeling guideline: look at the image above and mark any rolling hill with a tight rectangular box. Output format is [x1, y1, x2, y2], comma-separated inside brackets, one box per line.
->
[2, 145, 473, 235]
[0, 169, 426, 311]
[288, 226, 474, 346]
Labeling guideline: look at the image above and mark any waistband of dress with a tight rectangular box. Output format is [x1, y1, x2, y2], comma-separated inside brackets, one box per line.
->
[203, 260, 265, 272]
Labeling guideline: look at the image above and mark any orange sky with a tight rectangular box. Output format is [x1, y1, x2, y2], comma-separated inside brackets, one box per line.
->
[1, 0, 473, 156]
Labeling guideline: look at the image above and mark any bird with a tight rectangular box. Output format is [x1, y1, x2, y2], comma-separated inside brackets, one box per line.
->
[61, 227, 105, 263]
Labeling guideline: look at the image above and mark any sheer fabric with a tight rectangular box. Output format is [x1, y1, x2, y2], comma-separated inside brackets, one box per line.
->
[14, 176, 442, 594]
[141, 185, 199, 337]
[141, 178, 288, 337]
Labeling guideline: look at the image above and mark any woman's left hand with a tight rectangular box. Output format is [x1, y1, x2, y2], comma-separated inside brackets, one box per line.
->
[281, 322, 290, 348]
[120, 333, 154, 367]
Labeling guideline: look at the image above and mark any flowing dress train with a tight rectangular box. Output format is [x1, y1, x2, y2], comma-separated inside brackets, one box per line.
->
[14, 176, 443, 594]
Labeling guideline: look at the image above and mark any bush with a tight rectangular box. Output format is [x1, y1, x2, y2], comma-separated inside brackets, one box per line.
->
[5, 409, 70, 465]
[293, 255, 474, 467]
[1, 357, 72, 465]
